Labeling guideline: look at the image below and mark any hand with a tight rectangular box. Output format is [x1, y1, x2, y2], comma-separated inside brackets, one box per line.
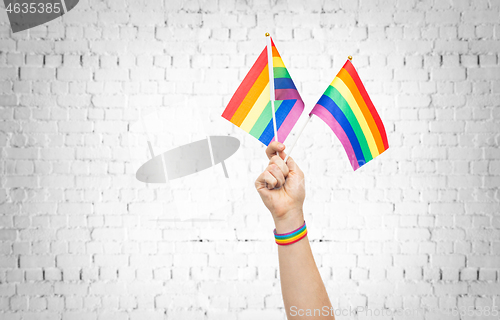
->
[255, 141, 305, 233]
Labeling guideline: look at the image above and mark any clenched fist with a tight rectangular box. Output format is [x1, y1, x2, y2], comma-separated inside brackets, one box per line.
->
[255, 141, 306, 233]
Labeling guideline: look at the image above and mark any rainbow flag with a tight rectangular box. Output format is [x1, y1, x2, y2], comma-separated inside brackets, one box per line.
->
[310, 59, 389, 170]
[222, 38, 304, 145]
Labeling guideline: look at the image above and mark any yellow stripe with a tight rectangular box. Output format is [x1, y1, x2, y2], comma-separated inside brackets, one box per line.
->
[331, 77, 380, 158]
[240, 83, 270, 133]
[273, 57, 285, 68]
[275, 229, 307, 243]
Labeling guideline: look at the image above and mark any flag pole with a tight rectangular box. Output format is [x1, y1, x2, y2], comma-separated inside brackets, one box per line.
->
[284, 115, 312, 163]
[265, 33, 279, 156]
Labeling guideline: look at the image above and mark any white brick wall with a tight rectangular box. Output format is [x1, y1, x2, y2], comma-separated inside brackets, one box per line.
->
[1, 0, 500, 319]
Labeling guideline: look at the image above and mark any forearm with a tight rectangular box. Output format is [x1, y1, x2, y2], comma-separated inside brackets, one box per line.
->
[275, 212, 334, 320]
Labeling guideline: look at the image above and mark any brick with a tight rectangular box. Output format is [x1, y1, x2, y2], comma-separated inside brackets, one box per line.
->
[94, 254, 128, 267]
[468, 67, 500, 80]
[467, 255, 500, 268]
[431, 255, 466, 267]
[173, 254, 208, 267]
[395, 283, 432, 295]
[396, 40, 433, 54]
[17, 283, 52, 295]
[54, 41, 89, 53]
[394, 254, 428, 267]
[20, 255, 55, 268]
[17, 41, 52, 52]
[54, 283, 88, 296]
[478, 268, 497, 280]
[90, 41, 127, 54]
[429, 203, 464, 215]
[92, 95, 126, 108]
[425, 11, 460, 24]
[360, 229, 394, 241]
[57, 68, 92, 81]
[470, 283, 500, 295]
[396, 228, 431, 241]
[431, 229, 466, 241]
[91, 228, 125, 241]
[56, 229, 90, 241]
[94, 69, 129, 81]
[394, 203, 428, 215]
[394, 69, 429, 81]
[434, 40, 469, 53]
[0, 229, 17, 241]
[358, 11, 393, 26]
[129, 255, 173, 268]
[58, 121, 93, 133]
[20, 68, 55, 80]
[357, 255, 392, 268]
[396, 94, 431, 107]
[434, 282, 468, 295]
[462, 11, 500, 23]
[431, 67, 466, 81]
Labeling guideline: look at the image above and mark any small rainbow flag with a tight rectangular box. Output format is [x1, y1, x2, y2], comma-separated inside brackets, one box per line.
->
[310, 59, 389, 170]
[222, 38, 304, 145]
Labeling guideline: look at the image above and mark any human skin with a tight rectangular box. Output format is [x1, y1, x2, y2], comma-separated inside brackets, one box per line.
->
[255, 141, 335, 320]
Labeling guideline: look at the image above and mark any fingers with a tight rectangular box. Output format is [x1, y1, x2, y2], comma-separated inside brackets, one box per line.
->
[285, 156, 303, 177]
[267, 163, 286, 188]
[255, 156, 288, 190]
[270, 155, 289, 178]
[266, 141, 286, 160]
[258, 142, 299, 191]
[255, 170, 278, 190]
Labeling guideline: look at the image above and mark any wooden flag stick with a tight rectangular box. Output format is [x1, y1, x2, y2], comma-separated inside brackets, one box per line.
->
[284, 115, 312, 163]
[266, 33, 279, 156]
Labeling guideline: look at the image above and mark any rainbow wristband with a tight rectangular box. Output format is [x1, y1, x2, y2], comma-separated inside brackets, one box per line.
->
[274, 221, 307, 246]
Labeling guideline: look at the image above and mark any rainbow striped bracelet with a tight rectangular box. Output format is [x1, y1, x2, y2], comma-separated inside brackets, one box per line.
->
[274, 221, 307, 246]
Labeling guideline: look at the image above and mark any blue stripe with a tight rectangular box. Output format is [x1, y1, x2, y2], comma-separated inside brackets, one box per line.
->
[316, 95, 366, 164]
[258, 99, 296, 145]
[274, 224, 307, 239]
[274, 78, 297, 90]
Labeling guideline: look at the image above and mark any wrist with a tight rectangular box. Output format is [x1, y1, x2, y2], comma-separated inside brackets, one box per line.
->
[274, 209, 304, 234]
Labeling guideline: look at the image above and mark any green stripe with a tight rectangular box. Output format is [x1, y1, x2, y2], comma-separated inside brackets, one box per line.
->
[273, 67, 291, 79]
[249, 100, 282, 139]
[324, 86, 373, 162]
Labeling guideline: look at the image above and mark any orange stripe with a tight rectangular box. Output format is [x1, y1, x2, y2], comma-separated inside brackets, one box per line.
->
[272, 45, 280, 57]
[230, 65, 269, 126]
[337, 68, 385, 154]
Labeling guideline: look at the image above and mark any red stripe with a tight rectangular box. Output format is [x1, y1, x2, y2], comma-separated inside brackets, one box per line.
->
[222, 47, 268, 121]
[342, 60, 389, 150]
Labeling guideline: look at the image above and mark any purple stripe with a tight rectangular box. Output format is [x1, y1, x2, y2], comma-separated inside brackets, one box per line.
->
[277, 98, 304, 143]
[310, 104, 360, 170]
[274, 221, 306, 236]
[275, 88, 302, 101]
